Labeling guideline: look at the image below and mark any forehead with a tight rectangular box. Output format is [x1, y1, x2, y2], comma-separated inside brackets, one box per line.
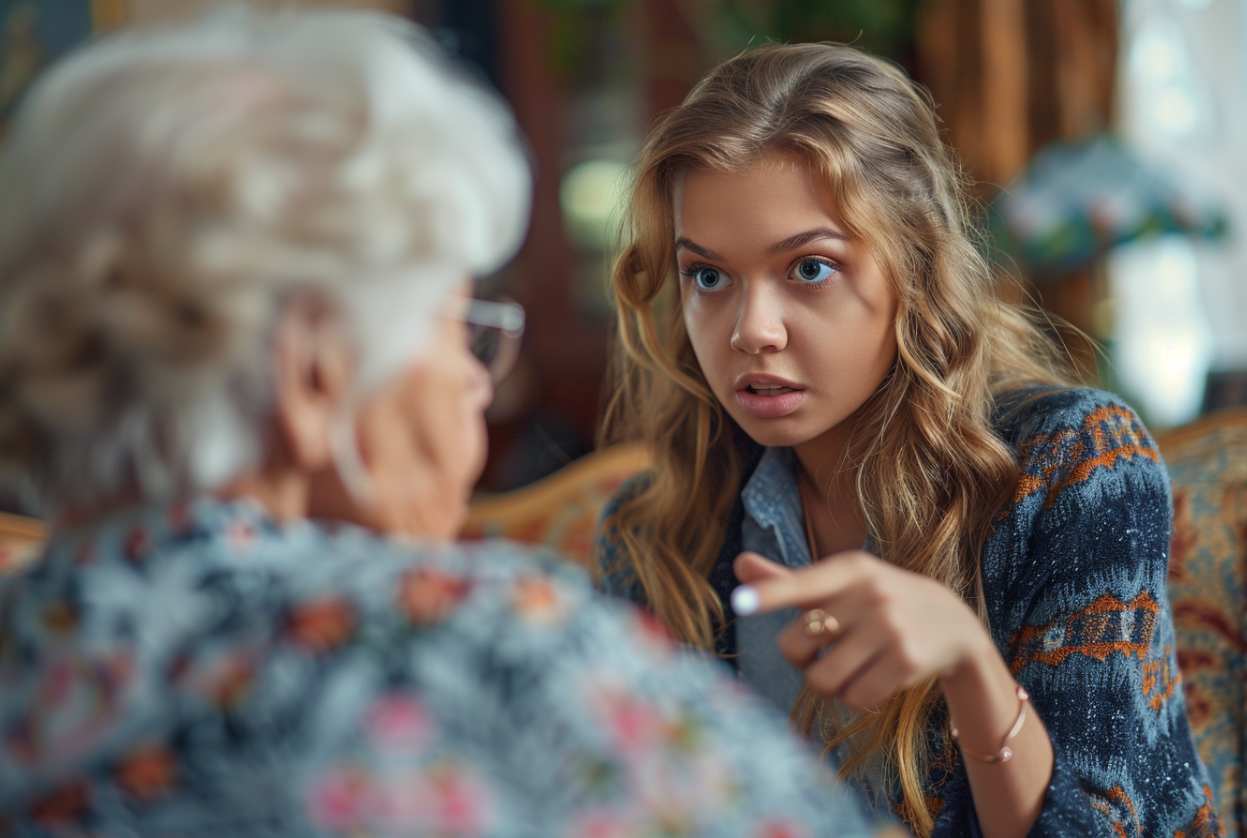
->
[672, 152, 846, 242]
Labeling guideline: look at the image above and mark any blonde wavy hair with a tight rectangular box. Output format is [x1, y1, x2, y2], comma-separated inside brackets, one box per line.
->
[600, 43, 1083, 835]
[0, 10, 529, 514]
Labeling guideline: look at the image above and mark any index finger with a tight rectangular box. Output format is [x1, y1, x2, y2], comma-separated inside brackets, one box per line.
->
[730, 553, 867, 615]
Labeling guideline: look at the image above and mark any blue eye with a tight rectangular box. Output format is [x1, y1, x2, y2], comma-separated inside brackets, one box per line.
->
[692, 266, 727, 290]
[793, 258, 837, 284]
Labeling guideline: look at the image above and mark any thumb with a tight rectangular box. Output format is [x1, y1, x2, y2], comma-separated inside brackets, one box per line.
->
[733, 551, 792, 585]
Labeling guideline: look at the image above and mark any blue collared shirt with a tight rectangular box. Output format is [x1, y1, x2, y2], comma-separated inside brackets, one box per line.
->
[738, 448, 892, 811]
[737, 446, 818, 714]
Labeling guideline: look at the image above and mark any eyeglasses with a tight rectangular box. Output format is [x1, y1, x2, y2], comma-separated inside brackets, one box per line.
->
[461, 297, 525, 384]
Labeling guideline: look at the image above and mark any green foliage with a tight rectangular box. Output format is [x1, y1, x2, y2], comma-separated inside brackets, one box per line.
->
[530, 0, 919, 75]
[709, 0, 918, 60]
[531, 0, 631, 74]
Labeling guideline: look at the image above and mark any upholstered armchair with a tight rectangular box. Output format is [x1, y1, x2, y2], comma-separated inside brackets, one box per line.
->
[460, 443, 650, 568]
[0, 511, 43, 576]
[1160, 408, 1247, 837]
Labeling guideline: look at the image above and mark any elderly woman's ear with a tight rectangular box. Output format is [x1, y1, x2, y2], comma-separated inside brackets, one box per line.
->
[217, 292, 355, 522]
[271, 292, 355, 473]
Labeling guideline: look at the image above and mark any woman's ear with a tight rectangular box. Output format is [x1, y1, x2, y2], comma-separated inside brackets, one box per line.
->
[270, 293, 353, 471]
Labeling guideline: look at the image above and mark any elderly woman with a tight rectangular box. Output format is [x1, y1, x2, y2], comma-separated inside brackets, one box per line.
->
[0, 11, 899, 838]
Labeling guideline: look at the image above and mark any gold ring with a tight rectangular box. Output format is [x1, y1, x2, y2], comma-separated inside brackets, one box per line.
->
[802, 608, 841, 639]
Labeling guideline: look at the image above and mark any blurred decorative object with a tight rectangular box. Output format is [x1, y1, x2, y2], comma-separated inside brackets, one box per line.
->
[1115, 0, 1247, 417]
[1107, 236, 1214, 427]
[1160, 408, 1247, 838]
[1127, 10, 1217, 143]
[991, 135, 1227, 277]
[562, 88, 643, 313]
[462, 443, 650, 569]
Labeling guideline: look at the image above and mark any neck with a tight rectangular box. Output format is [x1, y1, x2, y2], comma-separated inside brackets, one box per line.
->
[794, 430, 867, 559]
[216, 466, 310, 523]
[793, 419, 854, 498]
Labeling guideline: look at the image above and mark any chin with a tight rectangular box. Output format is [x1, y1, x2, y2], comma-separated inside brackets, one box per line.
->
[729, 414, 821, 449]
[439, 505, 470, 542]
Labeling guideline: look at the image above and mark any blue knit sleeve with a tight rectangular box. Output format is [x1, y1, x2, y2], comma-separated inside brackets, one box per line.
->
[980, 389, 1217, 837]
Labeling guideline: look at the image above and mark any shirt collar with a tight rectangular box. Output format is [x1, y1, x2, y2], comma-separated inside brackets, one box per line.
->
[740, 446, 814, 569]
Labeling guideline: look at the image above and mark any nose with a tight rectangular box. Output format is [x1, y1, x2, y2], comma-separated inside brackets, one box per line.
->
[730, 282, 787, 354]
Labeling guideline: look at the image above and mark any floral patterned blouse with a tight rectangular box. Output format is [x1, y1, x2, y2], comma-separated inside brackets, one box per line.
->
[0, 497, 882, 837]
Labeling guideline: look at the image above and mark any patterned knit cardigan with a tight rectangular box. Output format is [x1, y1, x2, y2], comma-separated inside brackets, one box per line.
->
[598, 387, 1220, 837]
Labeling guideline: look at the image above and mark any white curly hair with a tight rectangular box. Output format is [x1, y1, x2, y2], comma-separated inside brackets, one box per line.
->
[0, 8, 530, 514]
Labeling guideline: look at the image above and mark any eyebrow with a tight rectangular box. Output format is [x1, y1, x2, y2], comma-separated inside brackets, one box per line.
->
[674, 228, 849, 262]
[674, 237, 723, 260]
[767, 228, 849, 255]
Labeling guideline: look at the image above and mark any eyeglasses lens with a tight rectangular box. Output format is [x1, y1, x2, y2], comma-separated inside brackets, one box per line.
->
[467, 323, 521, 383]
[469, 324, 501, 368]
[462, 297, 524, 384]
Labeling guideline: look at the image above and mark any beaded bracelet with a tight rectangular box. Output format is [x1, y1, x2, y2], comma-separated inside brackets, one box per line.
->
[951, 684, 1029, 763]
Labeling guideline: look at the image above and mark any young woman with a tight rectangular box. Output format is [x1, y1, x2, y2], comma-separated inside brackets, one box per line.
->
[597, 43, 1217, 838]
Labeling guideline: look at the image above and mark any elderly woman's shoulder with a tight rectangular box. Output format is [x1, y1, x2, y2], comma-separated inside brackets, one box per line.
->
[284, 523, 662, 668]
[300, 523, 602, 630]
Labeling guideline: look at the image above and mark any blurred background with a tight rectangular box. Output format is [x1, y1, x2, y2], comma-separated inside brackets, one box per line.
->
[3, 0, 1245, 496]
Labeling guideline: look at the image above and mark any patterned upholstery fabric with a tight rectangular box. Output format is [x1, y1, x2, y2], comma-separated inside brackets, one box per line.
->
[1160, 408, 1247, 838]
[461, 444, 651, 569]
[0, 512, 43, 577]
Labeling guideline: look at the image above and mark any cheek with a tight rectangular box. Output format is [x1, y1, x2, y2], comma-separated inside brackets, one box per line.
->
[683, 305, 730, 384]
[453, 388, 487, 464]
[378, 364, 473, 460]
[802, 287, 895, 357]
[431, 361, 489, 469]
[420, 373, 475, 451]
[859, 305, 898, 377]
